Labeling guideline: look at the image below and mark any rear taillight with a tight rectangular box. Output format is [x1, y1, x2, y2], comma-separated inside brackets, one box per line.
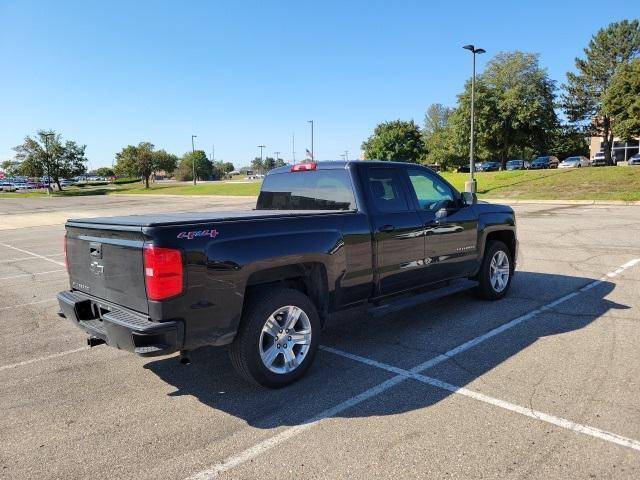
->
[143, 245, 184, 301]
[64, 236, 69, 272]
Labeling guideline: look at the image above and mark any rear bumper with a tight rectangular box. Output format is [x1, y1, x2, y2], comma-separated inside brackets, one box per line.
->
[57, 290, 184, 357]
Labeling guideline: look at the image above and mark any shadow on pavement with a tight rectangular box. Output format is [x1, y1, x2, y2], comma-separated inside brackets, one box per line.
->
[144, 271, 628, 429]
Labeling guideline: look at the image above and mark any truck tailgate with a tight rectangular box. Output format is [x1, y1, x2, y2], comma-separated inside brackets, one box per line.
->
[65, 225, 148, 314]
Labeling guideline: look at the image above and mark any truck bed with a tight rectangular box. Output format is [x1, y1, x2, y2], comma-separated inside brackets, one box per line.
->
[66, 209, 350, 228]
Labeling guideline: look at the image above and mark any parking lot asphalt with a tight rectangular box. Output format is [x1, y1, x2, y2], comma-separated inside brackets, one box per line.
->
[1, 195, 639, 479]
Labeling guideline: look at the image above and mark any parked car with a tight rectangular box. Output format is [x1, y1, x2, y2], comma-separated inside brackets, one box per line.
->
[591, 152, 607, 167]
[1, 182, 17, 192]
[506, 160, 530, 171]
[529, 156, 559, 169]
[559, 156, 589, 168]
[58, 160, 517, 388]
[12, 182, 31, 190]
[626, 153, 640, 166]
[477, 161, 502, 172]
[457, 164, 471, 173]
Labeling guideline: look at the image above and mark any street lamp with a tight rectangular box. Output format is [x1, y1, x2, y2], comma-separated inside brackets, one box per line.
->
[191, 135, 197, 185]
[463, 44, 486, 193]
[274, 151, 280, 165]
[307, 120, 314, 161]
[42, 133, 54, 194]
[257, 145, 266, 163]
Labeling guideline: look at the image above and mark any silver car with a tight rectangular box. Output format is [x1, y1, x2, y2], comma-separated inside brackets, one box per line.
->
[559, 156, 590, 168]
[628, 153, 640, 166]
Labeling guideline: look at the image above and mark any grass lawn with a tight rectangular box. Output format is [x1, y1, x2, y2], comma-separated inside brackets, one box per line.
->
[440, 167, 640, 201]
[2, 167, 639, 201]
[113, 181, 261, 196]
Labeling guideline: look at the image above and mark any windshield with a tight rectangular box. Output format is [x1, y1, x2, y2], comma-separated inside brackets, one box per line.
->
[256, 169, 357, 211]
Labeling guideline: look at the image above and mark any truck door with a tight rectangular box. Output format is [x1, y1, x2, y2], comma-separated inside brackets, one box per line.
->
[364, 166, 426, 296]
[404, 166, 479, 282]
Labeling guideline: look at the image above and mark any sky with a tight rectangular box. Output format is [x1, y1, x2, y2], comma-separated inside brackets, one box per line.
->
[0, 0, 637, 170]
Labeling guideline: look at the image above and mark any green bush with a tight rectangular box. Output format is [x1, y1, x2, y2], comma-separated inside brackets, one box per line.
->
[113, 177, 142, 185]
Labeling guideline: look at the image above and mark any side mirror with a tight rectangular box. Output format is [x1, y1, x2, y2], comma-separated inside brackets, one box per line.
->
[461, 191, 477, 206]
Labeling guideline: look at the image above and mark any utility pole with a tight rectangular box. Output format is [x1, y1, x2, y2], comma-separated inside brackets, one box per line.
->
[191, 135, 198, 185]
[307, 120, 314, 161]
[292, 132, 296, 165]
[344, 150, 349, 161]
[43, 133, 54, 194]
[211, 144, 215, 163]
[274, 151, 280, 165]
[463, 44, 486, 193]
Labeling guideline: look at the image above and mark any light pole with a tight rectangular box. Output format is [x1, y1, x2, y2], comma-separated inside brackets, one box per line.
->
[43, 133, 54, 194]
[274, 151, 280, 165]
[257, 145, 265, 163]
[307, 120, 314, 161]
[191, 135, 197, 185]
[344, 150, 349, 161]
[463, 44, 485, 193]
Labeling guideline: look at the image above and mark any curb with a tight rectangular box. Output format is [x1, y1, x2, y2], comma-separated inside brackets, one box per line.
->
[483, 198, 640, 206]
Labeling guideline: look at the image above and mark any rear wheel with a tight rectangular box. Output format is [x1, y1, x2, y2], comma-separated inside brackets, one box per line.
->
[230, 288, 320, 388]
[474, 240, 513, 300]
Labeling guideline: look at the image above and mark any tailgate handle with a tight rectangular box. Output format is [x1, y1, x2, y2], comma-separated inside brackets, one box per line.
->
[89, 242, 102, 258]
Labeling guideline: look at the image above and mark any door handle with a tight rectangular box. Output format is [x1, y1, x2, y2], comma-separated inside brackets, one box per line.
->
[379, 224, 395, 233]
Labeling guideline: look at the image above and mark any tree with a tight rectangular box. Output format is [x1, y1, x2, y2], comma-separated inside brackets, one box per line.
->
[95, 167, 115, 177]
[179, 150, 213, 181]
[13, 130, 88, 191]
[263, 157, 276, 172]
[563, 19, 640, 164]
[153, 150, 179, 177]
[1, 160, 22, 177]
[361, 120, 426, 162]
[549, 125, 590, 159]
[218, 161, 235, 174]
[450, 52, 557, 168]
[603, 59, 640, 141]
[114, 142, 177, 188]
[251, 157, 264, 173]
[423, 104, 457, 169]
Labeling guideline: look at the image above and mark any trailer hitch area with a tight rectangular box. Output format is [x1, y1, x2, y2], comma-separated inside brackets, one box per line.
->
[87, 337, 106, 348]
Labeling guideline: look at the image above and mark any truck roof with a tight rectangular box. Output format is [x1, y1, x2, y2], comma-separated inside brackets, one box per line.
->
[267, 160, 417, 175]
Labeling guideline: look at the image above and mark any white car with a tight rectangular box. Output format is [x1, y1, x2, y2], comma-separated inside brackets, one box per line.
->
[559, 156, 590, 168]
[1, 182, 17, 192]
[12, 182, 31, 190]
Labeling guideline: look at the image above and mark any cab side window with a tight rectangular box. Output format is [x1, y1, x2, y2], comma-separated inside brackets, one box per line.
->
[406, 168, 455, 211]
[367, 168, 410, 212]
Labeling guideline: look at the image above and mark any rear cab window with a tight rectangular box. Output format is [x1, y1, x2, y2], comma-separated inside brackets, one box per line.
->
[256, 169, 357, 210]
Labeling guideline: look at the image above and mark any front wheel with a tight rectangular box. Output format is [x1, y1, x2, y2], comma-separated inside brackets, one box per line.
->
[474, 240, 513, 300]
[230, 288, 320, 388]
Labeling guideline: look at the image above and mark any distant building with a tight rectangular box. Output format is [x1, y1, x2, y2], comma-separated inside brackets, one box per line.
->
[589, 136, 639, 162]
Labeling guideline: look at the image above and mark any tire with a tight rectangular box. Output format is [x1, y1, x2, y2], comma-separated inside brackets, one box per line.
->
[474, 240, 513, 300]
[229, 287, 320, 388]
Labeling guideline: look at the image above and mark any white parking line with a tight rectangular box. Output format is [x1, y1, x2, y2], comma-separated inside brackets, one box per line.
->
[0, 298, 57, 311]
[0, 269, 65, 281]
[322, 346, 640, 452]
[0, 253, 64, 264]
[185, 257, 640, 479]
[0, 347, 88, 373]
[0, 242, 65, 267]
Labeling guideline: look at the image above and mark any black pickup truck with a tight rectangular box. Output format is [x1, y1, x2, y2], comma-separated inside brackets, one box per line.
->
[58, 161, 517, 387]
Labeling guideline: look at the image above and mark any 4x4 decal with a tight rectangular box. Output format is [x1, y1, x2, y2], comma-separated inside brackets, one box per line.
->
[177, 229, 219, 240]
